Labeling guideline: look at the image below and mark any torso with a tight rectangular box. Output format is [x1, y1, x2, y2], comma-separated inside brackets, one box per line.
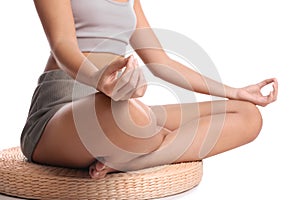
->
[45, 0, 134, 72]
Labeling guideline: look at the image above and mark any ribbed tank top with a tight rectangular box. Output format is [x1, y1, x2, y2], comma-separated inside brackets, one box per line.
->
[71, 0, 136, 55]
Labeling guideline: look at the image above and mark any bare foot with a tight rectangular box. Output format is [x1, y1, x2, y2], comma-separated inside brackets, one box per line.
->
[89, 161, 118, 179]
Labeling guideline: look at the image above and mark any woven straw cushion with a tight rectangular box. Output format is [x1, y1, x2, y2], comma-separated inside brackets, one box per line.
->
[0, 147, 203, 200]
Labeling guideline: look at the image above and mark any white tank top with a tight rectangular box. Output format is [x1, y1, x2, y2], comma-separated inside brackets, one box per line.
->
[71, 0, 136, 55]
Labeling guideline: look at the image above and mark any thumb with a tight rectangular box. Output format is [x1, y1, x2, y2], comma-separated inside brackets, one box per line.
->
[107, 56, 130, 73]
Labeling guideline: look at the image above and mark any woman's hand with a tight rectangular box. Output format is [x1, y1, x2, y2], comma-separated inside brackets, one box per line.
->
[94, 55, 147, 101]
[234, 78, 278, 107]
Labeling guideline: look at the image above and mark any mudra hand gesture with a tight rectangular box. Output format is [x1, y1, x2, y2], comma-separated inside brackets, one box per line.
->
[95, 55, 147, 101]
[234, 78, 278, 107]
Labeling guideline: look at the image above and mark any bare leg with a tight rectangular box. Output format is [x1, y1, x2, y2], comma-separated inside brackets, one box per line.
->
[152, 100, 263, 160]
[32, 93, 168, 177]
[105, 100, 262, 172]
[32, 92, 262, 178]
[80, 99, 262, 175]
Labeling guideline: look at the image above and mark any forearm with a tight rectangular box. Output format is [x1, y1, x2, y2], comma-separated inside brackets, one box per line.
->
[150, 59, 238, 99]
[51, 40, 100, 89]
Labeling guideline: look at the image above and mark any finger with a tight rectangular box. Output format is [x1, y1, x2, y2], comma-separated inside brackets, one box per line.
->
[136, 68, 147, 96]
[257, 78, 276, 88]
[112, 68, 139, 101]
[272, 78, 278, 101]
[121, 60, 146, 99]
[265, 79, 278, 104]
[111, 58, 140, 100]
[134, 57, 139, 67]
[120, 55, 135, 75]
[266, 91, 274, 104]
[106, 56, 130, 74]
[113, 57, 136, 92]
[131, 68, 147, 98]
[111, 70, 134, 100]
[97, 57, 133, 97]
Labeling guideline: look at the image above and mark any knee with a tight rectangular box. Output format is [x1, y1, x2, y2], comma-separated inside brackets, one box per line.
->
[123, 99, 167, 152]
[94, 93, 156, 135]
[113, 99, 158, 139]
[127, 99, 154, 128]
[240, 101, 263, 142]
[95, 94, 164, 154]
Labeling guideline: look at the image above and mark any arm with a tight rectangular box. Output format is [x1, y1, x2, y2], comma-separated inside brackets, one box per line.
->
[33, 0, 146, 100]
[130, 0, 278, 106]
[130, 0, 234, 98]
[34, 0, 99, 87]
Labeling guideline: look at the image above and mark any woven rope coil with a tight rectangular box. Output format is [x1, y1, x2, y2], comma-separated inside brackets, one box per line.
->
[0, 147, 203, 200]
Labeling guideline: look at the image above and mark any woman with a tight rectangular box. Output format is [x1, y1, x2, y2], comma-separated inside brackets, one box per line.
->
[21, 0, 278, 179]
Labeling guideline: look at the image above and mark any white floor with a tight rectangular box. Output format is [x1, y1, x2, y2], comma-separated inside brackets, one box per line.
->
[0, 195, 23, 200]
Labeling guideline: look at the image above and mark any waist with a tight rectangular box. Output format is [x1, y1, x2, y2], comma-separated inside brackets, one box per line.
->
[77, 38, 129, 56]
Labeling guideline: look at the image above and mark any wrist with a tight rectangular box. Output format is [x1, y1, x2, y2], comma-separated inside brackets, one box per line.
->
[226, 87, 239, 99]
[91, 64, 109, 91]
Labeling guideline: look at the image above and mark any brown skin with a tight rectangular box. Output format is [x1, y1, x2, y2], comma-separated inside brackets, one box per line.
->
[31, 0, 278, 179]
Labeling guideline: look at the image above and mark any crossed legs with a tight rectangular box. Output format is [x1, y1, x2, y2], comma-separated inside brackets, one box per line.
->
[32, 92, 262, 178]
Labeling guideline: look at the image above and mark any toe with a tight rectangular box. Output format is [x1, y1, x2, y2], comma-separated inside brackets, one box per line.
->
[89, 161, 108, 179]
[95, 161, 105, 171]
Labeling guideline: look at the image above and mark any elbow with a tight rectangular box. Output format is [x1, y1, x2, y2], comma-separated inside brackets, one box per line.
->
[147, 65, 166, 79]
[145, 57, 174, 78]
[49, 39, 81, 72]
[147, 66, 160, 77]
[50, 39, 64, 55]
[50, 39, 79, 59]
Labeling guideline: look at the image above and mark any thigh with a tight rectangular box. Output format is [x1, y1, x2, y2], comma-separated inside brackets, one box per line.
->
[115, 100, 262, 171]
[163, 100, 262, 161]
[32, 93, 167, 168]
[150, 100, 244, 131]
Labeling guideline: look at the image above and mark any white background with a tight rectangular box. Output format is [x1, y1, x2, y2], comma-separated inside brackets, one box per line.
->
[0, 0, 299, 199]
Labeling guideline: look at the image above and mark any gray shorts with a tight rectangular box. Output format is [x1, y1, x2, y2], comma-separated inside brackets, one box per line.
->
[20, 69, 97, 162]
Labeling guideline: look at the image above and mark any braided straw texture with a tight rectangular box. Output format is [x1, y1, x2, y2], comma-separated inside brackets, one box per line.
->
[0, 147, 203, 200]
